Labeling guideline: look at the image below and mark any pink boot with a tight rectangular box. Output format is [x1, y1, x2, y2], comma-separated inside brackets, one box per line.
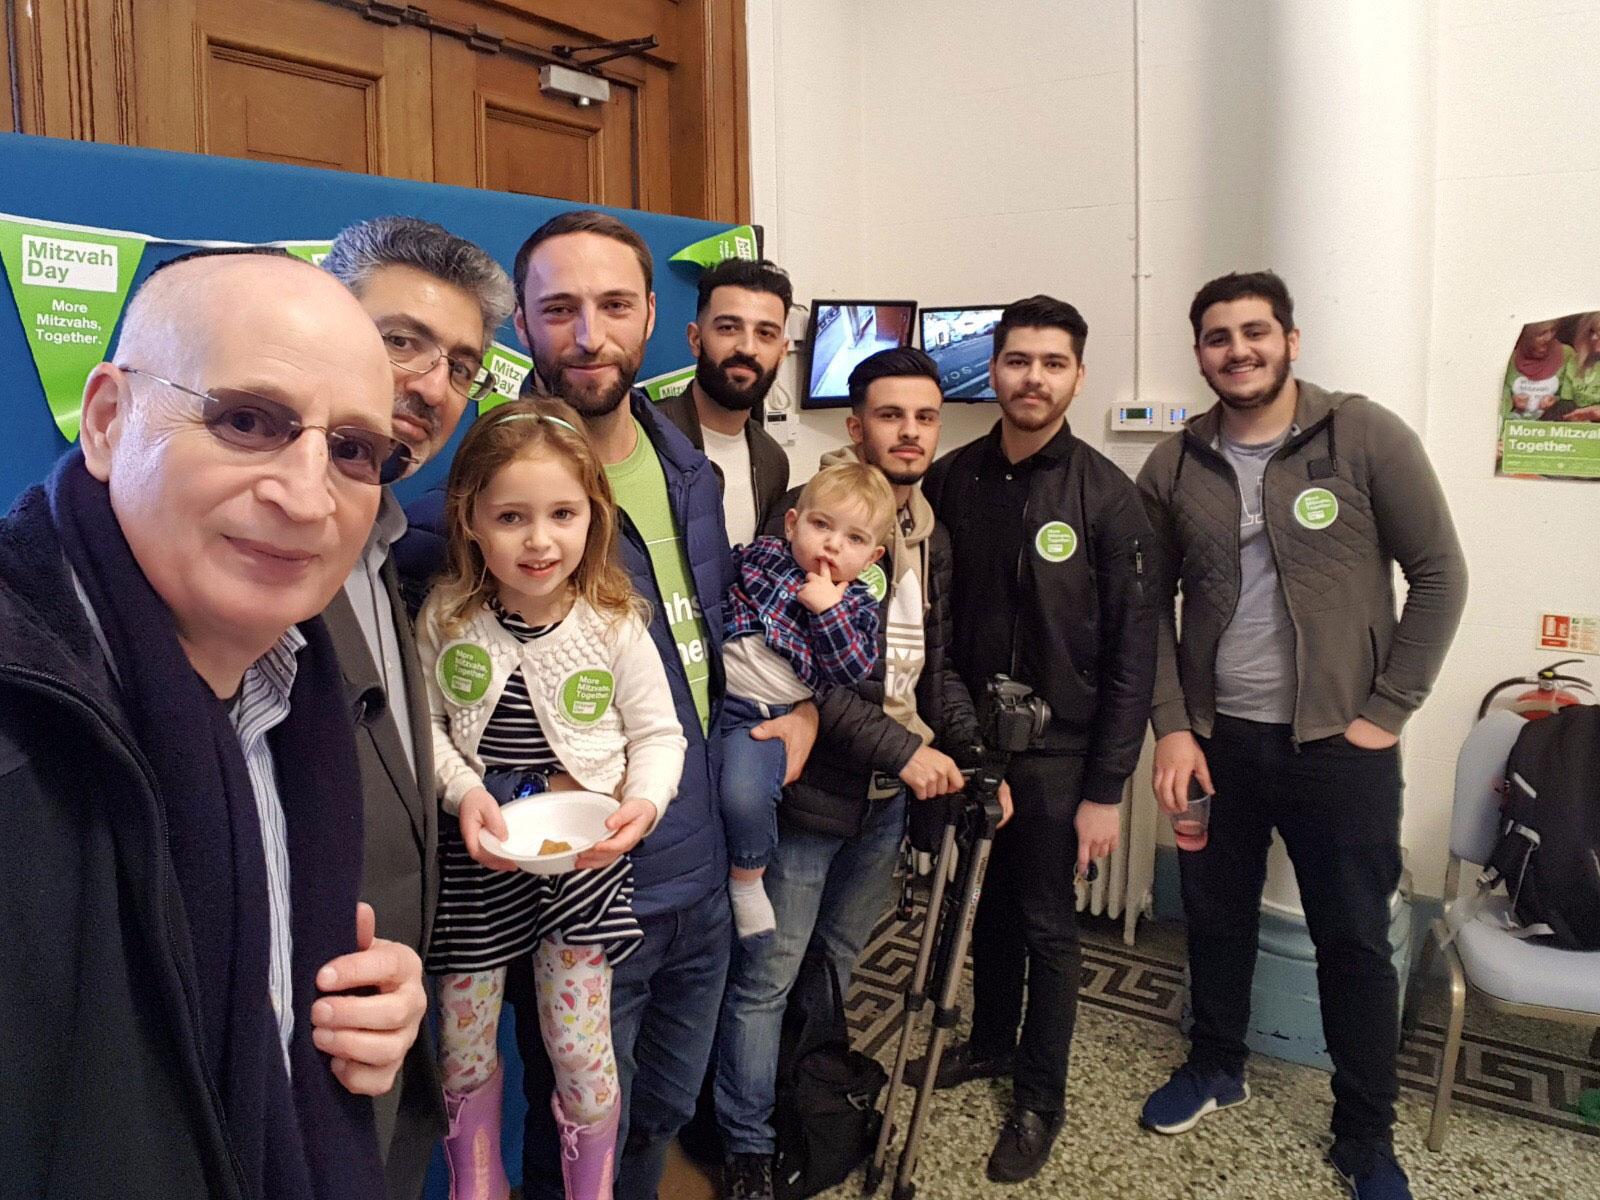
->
[551, 1092, 619, 1200]
[442, 1065, 511, 1200]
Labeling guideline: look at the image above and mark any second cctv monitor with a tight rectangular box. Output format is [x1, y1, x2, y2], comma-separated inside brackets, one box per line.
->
[920, 305, 1004, 400]
[802, 300, 918, 408]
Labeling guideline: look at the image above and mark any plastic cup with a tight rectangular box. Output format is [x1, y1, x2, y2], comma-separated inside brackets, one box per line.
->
[1171, 790, 1212, 852]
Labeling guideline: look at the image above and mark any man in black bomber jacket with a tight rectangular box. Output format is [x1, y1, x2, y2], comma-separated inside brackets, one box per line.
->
[713, 347, 1008, 1200]
[919, 296, 1157, 1185]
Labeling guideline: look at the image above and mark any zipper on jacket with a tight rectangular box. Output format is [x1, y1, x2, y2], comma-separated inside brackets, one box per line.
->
[1010, 492, 1030, 679]
[1, 664, 253, 1200]
[1257, 440, 1310, 746]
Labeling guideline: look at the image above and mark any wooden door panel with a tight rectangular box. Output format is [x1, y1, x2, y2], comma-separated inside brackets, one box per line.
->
[205, 46, 379, 173]
[130, 0, 432, 180]
[430, 36, 644, 209]
[483, 105, 599, 203]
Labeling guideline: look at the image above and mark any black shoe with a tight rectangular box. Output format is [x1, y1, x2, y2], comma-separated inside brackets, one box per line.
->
[903, 1038, 1014, 1090]
[985, 1107, 1065, 1184]
[723, 1151, 774, 1200]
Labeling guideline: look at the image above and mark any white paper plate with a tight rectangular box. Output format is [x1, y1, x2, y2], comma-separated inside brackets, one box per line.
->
[478, 791, 616, 875]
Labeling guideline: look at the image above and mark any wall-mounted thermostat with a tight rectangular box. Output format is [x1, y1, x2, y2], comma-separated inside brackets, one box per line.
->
[1112, 404, 1160, 432]
[763, 385, 798, 446]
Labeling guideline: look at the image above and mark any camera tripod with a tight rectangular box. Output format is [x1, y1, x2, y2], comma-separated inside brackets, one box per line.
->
[864, 676, 1048, 1200]
[863, 760, 1003, 1200]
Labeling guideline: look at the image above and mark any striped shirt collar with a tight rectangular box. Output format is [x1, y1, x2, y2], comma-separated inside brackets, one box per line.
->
[231, 624, 306, 733]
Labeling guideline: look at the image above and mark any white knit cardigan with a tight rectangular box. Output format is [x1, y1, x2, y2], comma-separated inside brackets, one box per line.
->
[418, 595, 686, 821]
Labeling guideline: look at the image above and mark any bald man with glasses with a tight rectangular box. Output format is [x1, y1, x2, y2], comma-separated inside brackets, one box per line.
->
[0, 249, 427, 1200]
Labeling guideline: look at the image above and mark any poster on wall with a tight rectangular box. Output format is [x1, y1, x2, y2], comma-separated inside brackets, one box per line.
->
[1497, 311, 1600, 480]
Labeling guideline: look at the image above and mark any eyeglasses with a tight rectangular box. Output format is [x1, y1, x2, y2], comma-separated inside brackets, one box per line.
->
[119, 367, 415, 486]
[379, 326, 498, 402]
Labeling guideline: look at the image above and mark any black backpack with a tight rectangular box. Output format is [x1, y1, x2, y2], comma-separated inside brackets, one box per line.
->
[770, 953, 886, 1200]
[1488, 705, 1600, 950]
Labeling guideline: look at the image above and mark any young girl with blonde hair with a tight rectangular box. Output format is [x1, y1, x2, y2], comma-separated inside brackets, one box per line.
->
[419, 399, 685, 1200]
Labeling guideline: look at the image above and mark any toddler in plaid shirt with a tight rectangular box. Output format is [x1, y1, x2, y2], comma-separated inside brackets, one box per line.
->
[720, 460, 898, 937]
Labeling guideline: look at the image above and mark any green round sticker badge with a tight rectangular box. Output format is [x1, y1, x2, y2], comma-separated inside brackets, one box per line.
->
[1034, 521, 1078, 563]
[859, 562, 889, 603]
[1293, 487, 1339, 530]
[559, 669, 616, 726]
[437, 641, 493, 706]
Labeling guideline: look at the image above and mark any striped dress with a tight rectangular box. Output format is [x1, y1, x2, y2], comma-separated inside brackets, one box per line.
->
[426, 602, 642, 974]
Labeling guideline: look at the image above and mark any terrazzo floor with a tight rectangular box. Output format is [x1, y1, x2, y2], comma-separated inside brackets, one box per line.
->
[662, 916, 1599, 1200]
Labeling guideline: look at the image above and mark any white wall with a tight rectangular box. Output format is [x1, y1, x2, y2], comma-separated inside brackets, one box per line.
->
[744, 0, 871, 474]
[746, 0, 1600, 896]
[1401, 0, 1600, 890]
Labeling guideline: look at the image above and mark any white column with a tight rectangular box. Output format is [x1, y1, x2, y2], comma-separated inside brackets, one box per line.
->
[1258, 0, 1435, 913]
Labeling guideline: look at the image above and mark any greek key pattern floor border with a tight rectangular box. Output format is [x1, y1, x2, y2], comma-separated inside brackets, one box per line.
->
[846, 909, 1599, 1139]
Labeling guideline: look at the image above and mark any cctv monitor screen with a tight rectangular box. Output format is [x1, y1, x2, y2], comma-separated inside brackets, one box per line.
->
[803, 300, 918, 408]
[920, 306, 1004, 400]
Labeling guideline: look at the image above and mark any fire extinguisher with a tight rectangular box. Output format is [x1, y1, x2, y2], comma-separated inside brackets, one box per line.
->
[1476, 658, 1596, 721]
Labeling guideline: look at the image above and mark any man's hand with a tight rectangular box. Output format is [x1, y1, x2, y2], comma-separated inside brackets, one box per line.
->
[1075, 800, 1121, 877]
[751, 700, 820, 784]
[1152, 730, 1213, 815]
[899, 745, 966, 800]
[1343, 717, 1399, 750]
[313, 902, 427, 1097]
[796, 571, 848, 614]
[574, 798, 657, 870]
[458, 786, 518, 871]
[996, 779, 1014, 828]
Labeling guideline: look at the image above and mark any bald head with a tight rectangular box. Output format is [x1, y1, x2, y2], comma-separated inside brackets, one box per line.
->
[78, 251, 397, 696]
[115, 252, 391, 393]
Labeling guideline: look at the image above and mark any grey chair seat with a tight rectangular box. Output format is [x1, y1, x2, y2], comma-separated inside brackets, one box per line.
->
[1454, 895, 1600, 1012]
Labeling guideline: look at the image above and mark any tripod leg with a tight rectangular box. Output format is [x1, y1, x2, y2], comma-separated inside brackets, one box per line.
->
[892, 829, 997, 1200]
[865, 821, 960, 1195]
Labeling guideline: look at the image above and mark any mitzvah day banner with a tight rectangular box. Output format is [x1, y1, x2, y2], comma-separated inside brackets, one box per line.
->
[0, 133, 756, 509]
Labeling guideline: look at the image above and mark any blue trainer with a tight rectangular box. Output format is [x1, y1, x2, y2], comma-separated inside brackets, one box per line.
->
[1329, 1140, 1413, 1200]
[1139, 1062, 1250, 1134]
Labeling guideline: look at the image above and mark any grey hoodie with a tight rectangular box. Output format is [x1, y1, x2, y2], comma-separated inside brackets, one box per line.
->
[1136, 380, 1468, 744]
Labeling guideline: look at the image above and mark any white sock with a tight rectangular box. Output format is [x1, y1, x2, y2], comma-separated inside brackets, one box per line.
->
[729, 876, 776, 938]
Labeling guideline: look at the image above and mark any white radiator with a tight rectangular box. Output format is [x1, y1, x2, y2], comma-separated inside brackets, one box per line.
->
[1075, 731, 1158, 945]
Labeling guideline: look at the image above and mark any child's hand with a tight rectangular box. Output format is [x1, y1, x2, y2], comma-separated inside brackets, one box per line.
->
[459, 787, 519, 872]
[573, 798, 658, 870]
[796, 570, 848, 614]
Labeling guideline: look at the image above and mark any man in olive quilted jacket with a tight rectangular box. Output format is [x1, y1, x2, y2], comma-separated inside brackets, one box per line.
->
[1135, 271, 1468, 1200]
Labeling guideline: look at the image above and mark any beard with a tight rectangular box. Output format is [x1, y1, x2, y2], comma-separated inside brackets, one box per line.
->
[696, 350, 778, 413]
[864, 443, 928, 487]
[998, 388, 1069, 432]
[533, 347, 644, 418]
[1210, 354, 1291, 412]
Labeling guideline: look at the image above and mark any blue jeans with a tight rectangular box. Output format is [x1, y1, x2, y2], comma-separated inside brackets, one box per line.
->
[714, 791, 907, 1155]
[510, 884, 733, 1200]
[719, 694, 793, 870]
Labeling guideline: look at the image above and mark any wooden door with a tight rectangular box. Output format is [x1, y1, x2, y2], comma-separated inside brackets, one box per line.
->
[7, 0, 749, 222]
[128, 0, 434, 180]
[429, 36, 655, 211]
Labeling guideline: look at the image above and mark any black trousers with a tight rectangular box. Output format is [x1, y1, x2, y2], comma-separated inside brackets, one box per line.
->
[1183, 715, 1404, 1145]
[968, 751, 1086, 1115]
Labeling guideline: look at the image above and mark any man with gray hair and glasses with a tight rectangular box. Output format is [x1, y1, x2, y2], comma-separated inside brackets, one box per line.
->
[322, 216, 516, 1198]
